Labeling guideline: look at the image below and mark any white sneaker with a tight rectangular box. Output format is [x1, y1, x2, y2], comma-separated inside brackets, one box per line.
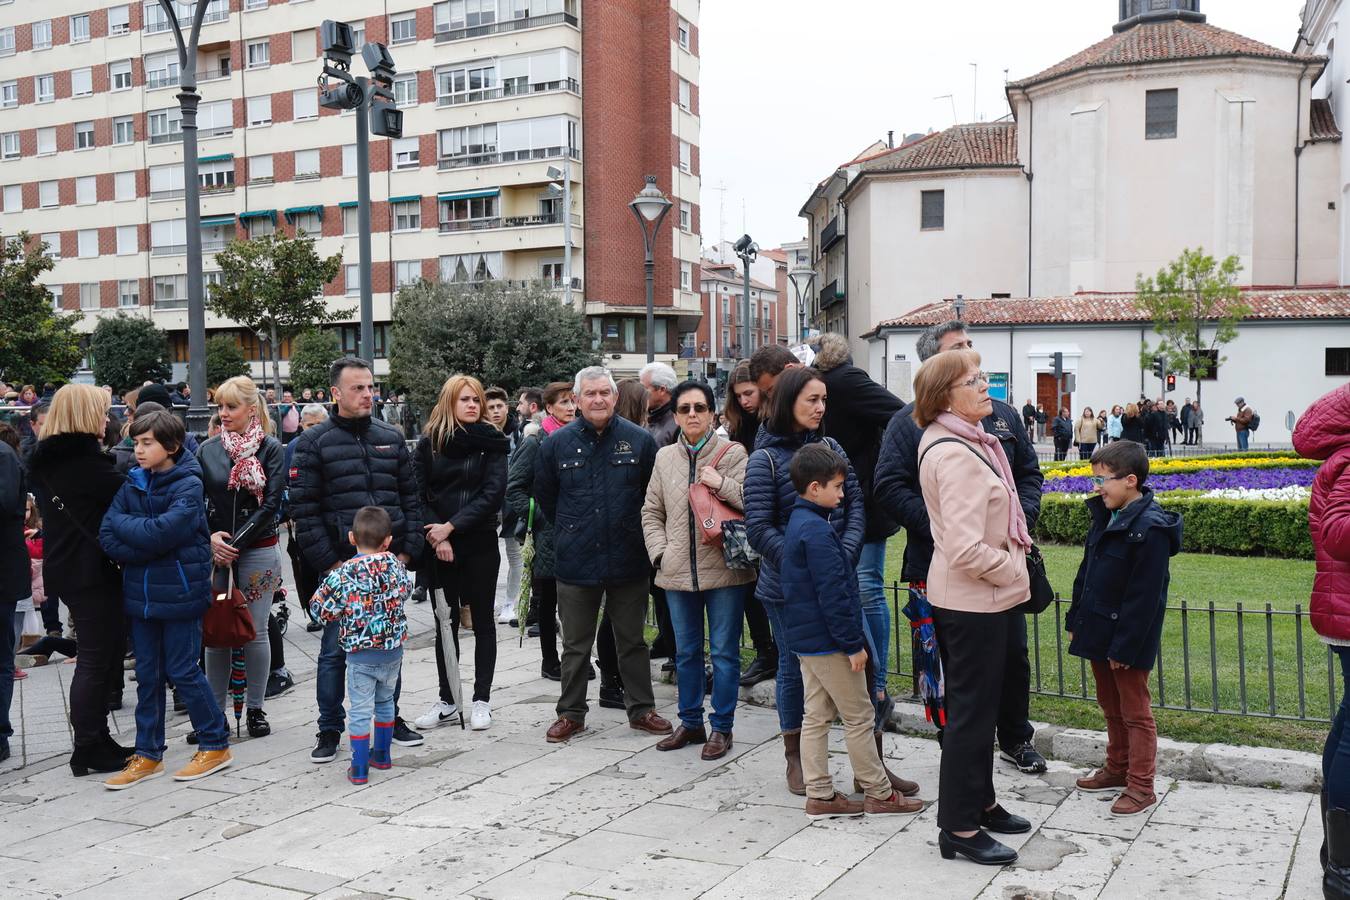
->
[414, 701, 459, 730]
[470, 700, 492, 731]
[495, 605, 514, 624]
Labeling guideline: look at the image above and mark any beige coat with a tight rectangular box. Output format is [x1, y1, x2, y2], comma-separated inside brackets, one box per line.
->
[1073, 417, 1100, 444]
[642, 434, 755, 592]
[917, 421, 1030, 613]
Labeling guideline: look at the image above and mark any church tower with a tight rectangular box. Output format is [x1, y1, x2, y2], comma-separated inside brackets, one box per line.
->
[1116, 0, 1206, 32]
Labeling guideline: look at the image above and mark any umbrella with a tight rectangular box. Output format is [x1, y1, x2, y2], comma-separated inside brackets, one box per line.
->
[902, 584, 946, 728]
[516, 500, 535, 647]
[229, 646, 247, 736]
[430, 585, 466, 729]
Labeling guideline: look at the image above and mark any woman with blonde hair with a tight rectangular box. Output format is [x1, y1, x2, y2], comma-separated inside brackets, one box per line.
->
[413, 374, 509, 732]
[1120, 401, 1146, 445]
[27, 384, 133, 775]
[196, 376, 285, 739]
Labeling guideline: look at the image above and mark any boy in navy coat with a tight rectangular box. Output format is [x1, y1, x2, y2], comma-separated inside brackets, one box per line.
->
[1066, 441, 1182, 818]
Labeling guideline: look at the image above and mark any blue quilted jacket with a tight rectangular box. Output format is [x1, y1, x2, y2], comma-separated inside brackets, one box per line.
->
[98, 450, 213, 621]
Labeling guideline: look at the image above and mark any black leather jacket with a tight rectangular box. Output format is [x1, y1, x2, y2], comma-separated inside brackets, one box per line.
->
[197, 434, 286, 550]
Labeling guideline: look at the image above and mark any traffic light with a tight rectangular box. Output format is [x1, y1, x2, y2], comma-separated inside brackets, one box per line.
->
[1051, 351, 1063, 380]
[1166, 373, 1177, 392]
[1151, 355, 1165, 379]
[363, 43, 403, 139]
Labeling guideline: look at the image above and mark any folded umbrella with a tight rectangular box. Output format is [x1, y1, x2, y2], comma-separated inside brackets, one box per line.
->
[902, 584, 946, 728]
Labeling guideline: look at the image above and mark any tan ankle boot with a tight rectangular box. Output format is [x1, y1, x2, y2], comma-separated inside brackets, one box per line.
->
[783, 732, 805, 796]
[104, 754, 164, 791]
[173, 748, 232, 782]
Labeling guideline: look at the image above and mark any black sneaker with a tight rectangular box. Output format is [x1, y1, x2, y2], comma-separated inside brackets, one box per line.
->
[392, 718, 424, 747]
[526, 624, 540, 638]
[1000, 741, 1047, 774]
[311, 730, 341, 763]
[247, 707, 270, 738]
[541, 662, 561, 681]
[185, 730, 199, 745]
[412, 586, 427, 604]
[265, 670, 295, 700]
[598, 683, 625, 710]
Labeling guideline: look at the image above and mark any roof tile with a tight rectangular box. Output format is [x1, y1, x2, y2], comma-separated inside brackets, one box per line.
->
[1312, 98, 1341, 142]
[858, 122, 1018, 174]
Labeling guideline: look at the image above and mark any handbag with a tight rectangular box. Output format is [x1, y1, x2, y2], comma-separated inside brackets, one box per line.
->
[688, 442, 741, 546]
[203, 566, 257, 649]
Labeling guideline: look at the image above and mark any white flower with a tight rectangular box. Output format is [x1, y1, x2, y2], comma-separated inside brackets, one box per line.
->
[1200, 486, 1311, 502]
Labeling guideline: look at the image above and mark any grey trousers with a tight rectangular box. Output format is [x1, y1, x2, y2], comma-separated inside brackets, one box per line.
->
[556, 578, 654, 724]
[205, 544, 282, 712]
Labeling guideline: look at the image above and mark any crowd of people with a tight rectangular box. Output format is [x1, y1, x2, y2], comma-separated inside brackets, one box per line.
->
[1019, 394, 1264, 460]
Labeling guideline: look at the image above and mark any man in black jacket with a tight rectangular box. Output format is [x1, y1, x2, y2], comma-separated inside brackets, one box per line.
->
[873, 321, 1048, 773]
[0, 439, 26, 762]
[290, 357, 426, 761]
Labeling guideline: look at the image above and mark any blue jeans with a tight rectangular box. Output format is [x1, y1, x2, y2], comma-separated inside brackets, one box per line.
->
[318, 621, 404, 733]
[857, 540, 890, 697]
[131, 616, 229, 759]
[0, 599, 15, 745]
[1237, 429, 1250, 450]
[347, 653, 401, 738]
[761, 598, 803, 732]
[666, 586, 745, 733]
[1326, 647, 1350, 809]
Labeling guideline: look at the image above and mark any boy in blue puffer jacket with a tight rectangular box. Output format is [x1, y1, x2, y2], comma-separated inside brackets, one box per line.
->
[99, 411, 231, 790]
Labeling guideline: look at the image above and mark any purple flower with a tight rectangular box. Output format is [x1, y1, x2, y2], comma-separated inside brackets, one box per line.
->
[1042, 467, 1317, 495]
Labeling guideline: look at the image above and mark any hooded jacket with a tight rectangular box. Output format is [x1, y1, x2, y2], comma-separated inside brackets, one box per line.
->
[98, 450, 213, 620]
[27, 433, 125, 599]
[812, 332, 903, 542]
[1294, 384, 1350, 644]
[1065, 488, 1182, 669]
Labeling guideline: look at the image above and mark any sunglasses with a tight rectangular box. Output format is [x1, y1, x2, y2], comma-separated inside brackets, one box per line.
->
[676, 403, 710, 415]
[1088, 475, 1128, 487]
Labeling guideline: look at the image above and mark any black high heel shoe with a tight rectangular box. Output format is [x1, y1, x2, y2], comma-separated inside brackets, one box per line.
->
[937, 829, 1018, 866]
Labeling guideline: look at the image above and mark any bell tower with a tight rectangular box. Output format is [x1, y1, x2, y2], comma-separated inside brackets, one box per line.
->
[1115, 0, 1206, 32]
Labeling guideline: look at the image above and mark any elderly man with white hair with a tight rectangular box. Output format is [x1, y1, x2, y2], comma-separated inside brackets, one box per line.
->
[533, 365, 671, 744]
[639, 361, 680, 449]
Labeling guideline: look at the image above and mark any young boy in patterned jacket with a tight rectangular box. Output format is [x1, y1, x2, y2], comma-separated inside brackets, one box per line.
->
[310, 505, 412, 785]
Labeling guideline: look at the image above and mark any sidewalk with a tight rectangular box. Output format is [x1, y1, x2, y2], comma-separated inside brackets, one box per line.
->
[0, 558, 1327, 898]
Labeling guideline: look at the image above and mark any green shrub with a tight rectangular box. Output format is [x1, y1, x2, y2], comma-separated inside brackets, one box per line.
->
[1035, 494, 1313, 559]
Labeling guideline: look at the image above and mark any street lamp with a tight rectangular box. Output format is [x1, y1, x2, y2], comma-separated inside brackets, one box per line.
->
[629, 176, 672, 364]
[788, 266, 816, 344]
[158, 0, 211, 431]
[734, 234, 758, 359]
[546, 163, 573, 309]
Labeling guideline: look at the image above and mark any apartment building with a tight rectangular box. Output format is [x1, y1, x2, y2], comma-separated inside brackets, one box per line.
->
[696, 257, 778, 364]
[0, 0, 702, 381]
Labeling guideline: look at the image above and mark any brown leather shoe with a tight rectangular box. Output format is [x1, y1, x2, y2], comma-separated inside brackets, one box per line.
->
[656, 724, 706, 751]
[783, 732, 805, 796]
[805, 791, 864, 820]
[1076, 767, 1129, 793]
[1109, 790, 1157, 818]
[629, 711, 674, 735]
[545, 716, 585, 743]
[863, 790, 925, 815]
[701, 731, 732, 761]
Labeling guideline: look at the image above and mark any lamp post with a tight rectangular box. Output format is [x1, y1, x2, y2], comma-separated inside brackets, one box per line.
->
[734, 234, 758, 359]
[629, 176, 672, 364]
[788, 266, 816, 344]
[160, 0, 211, 431]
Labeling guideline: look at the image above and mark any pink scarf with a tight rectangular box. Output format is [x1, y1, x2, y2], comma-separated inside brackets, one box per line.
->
[541, 415, 566, 435]
[221, 416, 267, 502]
[935, 411, 1032, 550]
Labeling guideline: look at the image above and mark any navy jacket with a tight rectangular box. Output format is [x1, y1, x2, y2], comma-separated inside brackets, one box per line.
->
[98, 450, 213, 621]
[1065, 489, 1182, 670]
[744, 425, 864, 605]
[779, 497, 866, 656]
[0, 441, 26, 604]
[873, 399, 1042, 582]
[533, 414, 656, 586]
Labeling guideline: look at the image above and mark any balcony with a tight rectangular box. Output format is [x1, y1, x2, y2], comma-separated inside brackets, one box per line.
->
[152, 244, 186, 257]
[438, 211, 579, 234]
[153, 298, 188, 310]
[820, 280, 844, 310]
[437, 147, 580, 171]
[144, 1, 229, 36]
[821, 215, 844, 252]
[434, 11, 578, 44]
[435, 79, 579, 108]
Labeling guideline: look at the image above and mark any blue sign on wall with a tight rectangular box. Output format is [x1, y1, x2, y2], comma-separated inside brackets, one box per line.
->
[987, 372, 1009, 401]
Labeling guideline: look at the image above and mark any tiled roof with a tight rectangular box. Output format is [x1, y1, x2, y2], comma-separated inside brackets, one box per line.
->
[1007, 19, 1318, 91]
[1311, 98, 1341, 142]
[866, 289, 1350, 336]
[855, 122, 1019, 175]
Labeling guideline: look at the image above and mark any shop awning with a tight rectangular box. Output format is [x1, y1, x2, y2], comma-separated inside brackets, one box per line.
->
[198, 153, 233, 164]
[200, 215, 235, 227]
[388, 194, 421, 204]
[437, 188, 500, 201]
[338, 200, 358, 209]
[237, 209, 276, 223]
[284, 205, 323, 221]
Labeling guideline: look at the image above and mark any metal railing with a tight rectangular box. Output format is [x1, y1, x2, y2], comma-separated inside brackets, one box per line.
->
[437, 147, 580, 170]
[433, 11, 578, 44]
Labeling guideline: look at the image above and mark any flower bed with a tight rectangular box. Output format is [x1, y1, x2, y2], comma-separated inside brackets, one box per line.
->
[1043, 466, 1317, 495]
[1044, 455, 1319, 481]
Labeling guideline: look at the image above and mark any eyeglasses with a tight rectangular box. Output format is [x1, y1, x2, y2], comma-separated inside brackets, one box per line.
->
[676, 403, 710, 415]
[1088, 475, 1128, 487]
[954, 372, 990, 389]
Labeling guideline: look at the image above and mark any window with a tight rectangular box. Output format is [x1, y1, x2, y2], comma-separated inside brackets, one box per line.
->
[438, 251, 502, 283]
[151, 218, 187, 255]
[77, 230, 97, 258]
[395, 260, 419, 288]
[150, 163, 185, 198]
[345, 263, 360, 295]
[678, 78, 691, 112]
[109, 6, 131, 36]
[199, 159, 234, 191]
[392, 137, 419, 170]
[1328, 348, 1350, 377]
[46, 285, 62, 310]
[198, 100, 232, 136]
[342, 206, 357, 235]
[247, 95, 272, 127]
[117, 225, 137, 255]
[150, 107, 183, 143]
[679, 201, 691, 232]
[115, 171, 135, 200]
[438, 124, 499, 166]
[36, 75, 54, 103]
[0, 27, 13, 57]
[249, 154, 273, 183]
[70, 14, 90, 43]
[680, 261, 692, 292]
[294, 149, 320, 179]
[435, 0, 507, 33]
[118, 279, 139, 307]
[542, 262, 564, 287]
[677, 17, 690, 50]
[389, 13, 416, 45]
[438, 194, 497, 230]
[436, 62, 498, 104]
[145, 51, 180, 89]
[76, 176, 96, 205]
[920, 190, 945, 230]
[1, 132, 18, 159]
[392, 200, 420, 231]
[292, 88, 318, 121]
[246, 40, 269, 69]
[341, 144, 356, 177]
[153, 275, 187, 308]
[246, 216, 274, 238]
[32, 20, 51, 50]
[291, 210, 319, 234]
[72, 69, 93, 97]
[351, 21, 366, 52]
[394, 73, 418, 108]
[80, 283, 100, 310]
[110, 60, 133, 91]
[41, 232, 60, 258]
[2, 184, 18, 212]
[75, 121, 95, 150]
[0, 81, 14, 109]
[113, 116, 135, 145]
[678, 140, 691, 174]
[1146, 88, 1178, 140]
[245, 0, 266, 9]
[37, 180, 56, 208]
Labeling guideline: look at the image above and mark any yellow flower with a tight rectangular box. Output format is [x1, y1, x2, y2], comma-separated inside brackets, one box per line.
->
[1044, 455, 1315, 480]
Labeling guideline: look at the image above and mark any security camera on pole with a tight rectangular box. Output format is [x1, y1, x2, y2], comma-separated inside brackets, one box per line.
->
[319, 21, 404, 365]
[733, 235, 758, 359]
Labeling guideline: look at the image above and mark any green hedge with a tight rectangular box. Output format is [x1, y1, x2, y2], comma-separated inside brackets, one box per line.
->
[1036, 494, 1313, 559]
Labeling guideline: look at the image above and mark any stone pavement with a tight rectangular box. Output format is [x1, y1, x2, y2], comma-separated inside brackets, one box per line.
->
[0, 552, 1328, 899]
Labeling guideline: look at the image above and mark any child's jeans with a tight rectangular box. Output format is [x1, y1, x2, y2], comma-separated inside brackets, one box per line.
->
[131, 617, 229, 760]
[347, 653, 401, 737]
[799, 652, 890, 801]
[1091, 659, 1157, 797]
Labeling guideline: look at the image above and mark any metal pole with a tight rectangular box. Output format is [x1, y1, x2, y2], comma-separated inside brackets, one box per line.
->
[644, 236, 655, 365]
[562, 154, 573, 309]
[741, 255, 751, 358]
[355, 75, 374, 363]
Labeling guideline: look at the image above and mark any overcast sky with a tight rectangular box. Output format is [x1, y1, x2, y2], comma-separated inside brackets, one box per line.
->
[697, 0, 1307, 252]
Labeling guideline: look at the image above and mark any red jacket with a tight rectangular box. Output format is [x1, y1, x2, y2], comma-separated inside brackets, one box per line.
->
[1293, 384, 1350, 642]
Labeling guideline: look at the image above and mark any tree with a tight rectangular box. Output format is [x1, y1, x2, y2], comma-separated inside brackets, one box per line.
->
[1136, 247, 1251, 410]
[208, 230, 346, 393]
[288, 328, 340, 395]
[390, 280, 597, 415]
[0, 232, 83, 386]
[205, 333, 249, 390]
[90, 313, 172, 392]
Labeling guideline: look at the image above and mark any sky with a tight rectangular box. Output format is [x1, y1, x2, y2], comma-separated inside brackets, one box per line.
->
[697, 0, 1308, 252]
